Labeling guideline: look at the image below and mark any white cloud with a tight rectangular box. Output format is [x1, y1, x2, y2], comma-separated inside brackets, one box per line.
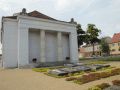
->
[0, 0, 120, 37]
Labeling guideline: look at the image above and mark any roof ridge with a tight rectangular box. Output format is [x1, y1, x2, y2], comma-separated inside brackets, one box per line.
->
[27, 10, 57, 21]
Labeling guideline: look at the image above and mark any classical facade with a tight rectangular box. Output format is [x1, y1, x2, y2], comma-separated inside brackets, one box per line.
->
[1, 9, 78, 68]
[79, 44, 101, 58]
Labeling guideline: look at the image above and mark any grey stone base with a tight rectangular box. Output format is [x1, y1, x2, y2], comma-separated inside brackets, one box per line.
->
[17, 61, 71, 68]
[35, 61, 71, 68]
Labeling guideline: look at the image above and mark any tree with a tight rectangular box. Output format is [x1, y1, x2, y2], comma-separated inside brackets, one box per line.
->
[100, 38, 110, 56]
[86, 24, 101, 55]
[77, 24, 86, 47]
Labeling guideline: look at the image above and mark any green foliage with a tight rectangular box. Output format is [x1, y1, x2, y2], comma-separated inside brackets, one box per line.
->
[89, 83, 110, 90]
[87, 61, 106, 65]
[74, 68, 120, 84]
[100, 38, 110, 55]
[32, 66, 65, 72]
[66, 77, 77, 81]
[77, 24, 85, 34]
[88, 86, 102, 90]
[86, 24, 101, 55]
[79, 56, 120, 61]
[87, 24, 101, 39]
[103, 56, 120, 61]
[96, 83, 110, 90]
[32, 68, 50, 72]
[77, 24, 86, 47]
[68, 71, 85, 77]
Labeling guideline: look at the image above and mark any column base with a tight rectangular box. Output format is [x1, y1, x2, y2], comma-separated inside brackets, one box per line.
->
[35, 61, 70, 67]
[70, 60, 79, 63]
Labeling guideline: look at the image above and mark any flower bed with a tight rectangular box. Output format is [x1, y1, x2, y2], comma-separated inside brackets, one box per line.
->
[66, 68, 120, 84]
[112, 80, 120, 86]
[32, 64, 113, 79]
[88, 80, 120, 90]
[88, 83, 110, 90]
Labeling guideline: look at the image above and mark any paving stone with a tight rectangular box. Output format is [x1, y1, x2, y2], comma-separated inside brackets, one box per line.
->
[73, 66, 91, 71]
[73, 63, 85, 66]
[64, 64, 76, 67]
[59, 68, 78, 73]
[48, 69, 68, 76]
[88, 65, 102, 70]
[95, 64, 110, 68]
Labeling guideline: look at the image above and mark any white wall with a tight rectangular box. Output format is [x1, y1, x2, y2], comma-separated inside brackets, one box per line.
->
[18, 26, 29, 67]
[45, 32, 57, 62]
[62, 33, 70, 60]
[85, 45, 100, 52]
[69, 32, 78, 63]
[18, 16, 78, 63]
[2, 20, 18, 68]
[29, 29, 40, 63]
[29, 31, 70, 63]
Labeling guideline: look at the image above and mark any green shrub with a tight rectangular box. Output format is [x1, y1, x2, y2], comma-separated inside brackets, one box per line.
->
[88, 86, 102, 90]
[100, 72, 111, 78]
[88, 61, 106, 65]
[32, 66, 65, 73]
[32, 68, 50, 72]
[76, 73, 101, 84]
[66, 77, 76, 81]
[96, 83, 110, 90]
[112, 80, 120, 86]
[110, 68, 120, 76]
[80, 56, 120, 61]
[104, 57, 120, 61]
[74, 68, 120, 84]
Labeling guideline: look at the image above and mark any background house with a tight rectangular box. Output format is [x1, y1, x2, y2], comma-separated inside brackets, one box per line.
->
[79, 44, 101, 58]
[79, 37, 112, 58]
[109, 33, 120, 55]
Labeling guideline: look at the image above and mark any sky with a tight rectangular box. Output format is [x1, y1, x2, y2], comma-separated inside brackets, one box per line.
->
[0, 0, 120, 37]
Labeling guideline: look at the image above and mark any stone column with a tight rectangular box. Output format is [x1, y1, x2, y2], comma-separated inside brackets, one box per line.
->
[40, 30, 46, 62]
[69, 32, 78, 63]
[57, 32, 63, 61]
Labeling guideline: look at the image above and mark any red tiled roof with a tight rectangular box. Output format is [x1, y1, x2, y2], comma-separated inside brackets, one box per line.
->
[112, 33, 120, 43]
[4, 10, 57, 21]
[3, 10, 72, 24]
[27, 11, 57, 21]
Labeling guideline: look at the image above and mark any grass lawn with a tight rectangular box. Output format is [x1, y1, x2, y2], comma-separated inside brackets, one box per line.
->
[79, 56, 120, 61]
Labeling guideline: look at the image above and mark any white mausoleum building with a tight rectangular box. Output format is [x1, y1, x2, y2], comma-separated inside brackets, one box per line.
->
[1, 9, 78, 68]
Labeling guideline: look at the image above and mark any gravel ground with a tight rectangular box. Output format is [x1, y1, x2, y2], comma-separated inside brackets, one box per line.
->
[0, 61, 120, 90]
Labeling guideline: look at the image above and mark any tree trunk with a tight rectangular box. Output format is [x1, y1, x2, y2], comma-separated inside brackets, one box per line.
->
[92, 43, 95, 55]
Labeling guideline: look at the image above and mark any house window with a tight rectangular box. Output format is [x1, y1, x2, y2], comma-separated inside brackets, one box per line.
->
[112, 43, 115, 46]
[118, 42, 120, 46]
